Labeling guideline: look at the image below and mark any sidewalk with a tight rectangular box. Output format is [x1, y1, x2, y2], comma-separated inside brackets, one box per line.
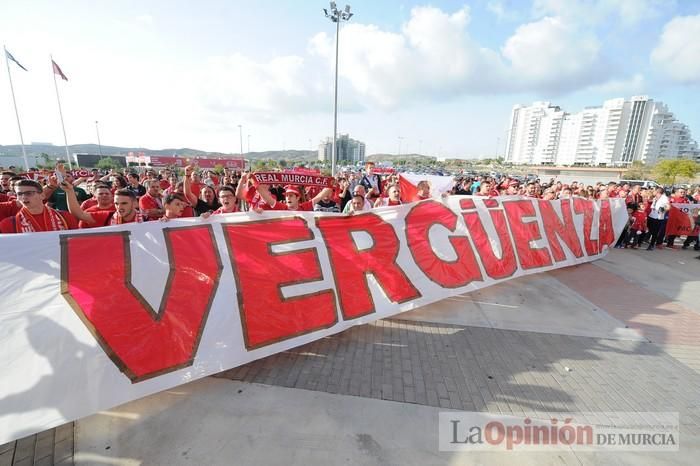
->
[3, 248, 699, 465]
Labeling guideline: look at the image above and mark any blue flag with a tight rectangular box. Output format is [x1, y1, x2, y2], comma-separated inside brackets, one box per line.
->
[5, 48, 28, 71]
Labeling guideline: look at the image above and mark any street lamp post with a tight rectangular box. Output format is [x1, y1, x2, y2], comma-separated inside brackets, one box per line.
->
[324, 2, 353, 176]
[247, 134, 251, 154]
[95, 120, 103, 157]
[238, 124, 244, 156]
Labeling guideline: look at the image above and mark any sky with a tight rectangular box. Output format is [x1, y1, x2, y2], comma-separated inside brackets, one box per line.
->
[1, 0, 699, 158]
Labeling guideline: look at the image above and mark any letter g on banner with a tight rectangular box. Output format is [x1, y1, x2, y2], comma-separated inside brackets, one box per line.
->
[60, 226, 223, 382]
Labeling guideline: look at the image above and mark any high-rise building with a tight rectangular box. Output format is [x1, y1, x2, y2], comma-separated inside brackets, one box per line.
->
[504, 96, 699, 166]
[318, 134, 366, 165]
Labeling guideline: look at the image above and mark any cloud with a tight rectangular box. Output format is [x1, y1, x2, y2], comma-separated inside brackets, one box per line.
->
[532, 0, 670, 26]
[196, 53, 333, 122]
[487, 1, 520, 21]
[587, 73, 645, 94]
[502, 16, 607, 92]
[196, 6, 621, 117]
[650, 14, 700, 84]
[135, 14, 153, 25]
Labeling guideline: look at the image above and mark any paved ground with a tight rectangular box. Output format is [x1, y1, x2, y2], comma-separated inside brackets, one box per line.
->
[3, 247, 700, 465]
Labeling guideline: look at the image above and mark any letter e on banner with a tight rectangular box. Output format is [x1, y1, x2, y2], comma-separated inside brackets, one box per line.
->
[224, 217, 337, 349]
[60, 226, 223, 382]
[405, 200, 482, 288]
[317, 214, 421, 320]
[502, 200, 553, 269]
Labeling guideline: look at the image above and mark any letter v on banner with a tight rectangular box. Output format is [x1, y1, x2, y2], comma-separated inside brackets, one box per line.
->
[60, 226, 223, 382]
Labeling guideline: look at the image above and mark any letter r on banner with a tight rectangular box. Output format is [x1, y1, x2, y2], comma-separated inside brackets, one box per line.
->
[60, 226, 222, 382]
[317, 214, 421, 320]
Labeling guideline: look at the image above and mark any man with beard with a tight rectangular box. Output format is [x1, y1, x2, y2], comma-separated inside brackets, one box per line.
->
[64, 183, 144, 227]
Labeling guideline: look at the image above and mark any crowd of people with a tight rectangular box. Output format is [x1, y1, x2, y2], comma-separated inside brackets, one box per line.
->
[1, 163, 699, 260]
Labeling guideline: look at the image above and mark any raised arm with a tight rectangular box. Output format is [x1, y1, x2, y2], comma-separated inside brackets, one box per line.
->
[235, 172, 249, 200]
[311, 187, 333, 205]
[62, 181, 96, 225]
[255, 183, 277, 208]
[182, 165, 198, 206]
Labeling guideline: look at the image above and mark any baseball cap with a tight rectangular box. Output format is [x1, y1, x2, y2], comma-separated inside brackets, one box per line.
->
[284, 185, 301, 197]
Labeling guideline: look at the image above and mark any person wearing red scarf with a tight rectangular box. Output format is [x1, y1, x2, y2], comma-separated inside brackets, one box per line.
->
[0, 180, 77, 233]
[65, 183, 144, 228]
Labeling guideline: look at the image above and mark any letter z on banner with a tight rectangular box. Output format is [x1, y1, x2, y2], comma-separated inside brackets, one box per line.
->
[0, 196, 628, 443]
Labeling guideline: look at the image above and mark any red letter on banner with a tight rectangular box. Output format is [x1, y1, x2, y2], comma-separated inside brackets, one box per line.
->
[405, 200, 482, 287]
[503, 200, 553, 269]
[316, 214, 421, 320]
[224, 217, 337, 349]
[538, 199, 584, 262]
[460, 198, 518, 279]
[573, 197, 598, 255]
[598, 199, 615, 249]
[60, 226, 222, 382]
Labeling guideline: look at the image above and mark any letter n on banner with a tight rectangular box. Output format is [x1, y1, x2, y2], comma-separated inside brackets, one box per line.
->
[502, 199, 553, 270]
[223, 217, 337, 349]
[60, 226, 222, 382]
[317, 213, 421, 320]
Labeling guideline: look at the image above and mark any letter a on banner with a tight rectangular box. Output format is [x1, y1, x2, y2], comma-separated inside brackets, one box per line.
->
[60, 226, 223, 382]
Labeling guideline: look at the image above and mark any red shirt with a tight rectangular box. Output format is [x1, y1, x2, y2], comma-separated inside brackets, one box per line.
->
[245, 187, 270, 210]
[212, 205, 239, 215]
[181, 205, 194, 217]
[81, 198, 99, 210]
[190, 182, 204, 198]
[670, 196, 689, 204]
[631, 211, 647, 231]
[0, 209, 77, 233]
[79, 205, 116, 228]
[159, 179, 171, 190]
[84, 210, 142, 227]
[268, 200, 313, 211]
[0, 201, 21, 220]
[139, 194, 164, 219]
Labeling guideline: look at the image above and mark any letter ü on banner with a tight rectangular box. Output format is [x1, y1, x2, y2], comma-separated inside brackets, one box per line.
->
[0, 196, 628, 444]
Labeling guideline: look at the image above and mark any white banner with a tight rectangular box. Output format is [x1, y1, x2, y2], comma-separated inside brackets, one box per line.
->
[0, 196, 627, 443]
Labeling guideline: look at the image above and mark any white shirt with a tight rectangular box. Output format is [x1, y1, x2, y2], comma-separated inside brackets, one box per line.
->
[649, 194, 669, 220]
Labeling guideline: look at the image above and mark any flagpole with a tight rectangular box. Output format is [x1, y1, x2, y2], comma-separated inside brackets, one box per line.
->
[51, 55, 73, 169]
[4, 45, 29, 171]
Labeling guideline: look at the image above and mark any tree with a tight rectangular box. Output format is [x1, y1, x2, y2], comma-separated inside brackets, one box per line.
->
[653, 158, 699, 186]
[212, 164, 225, 175]
[38, 153, 51, 169]
[278, 159, 288, 168]
[624, 161, 651, 180]
[96, 157, 120, 171]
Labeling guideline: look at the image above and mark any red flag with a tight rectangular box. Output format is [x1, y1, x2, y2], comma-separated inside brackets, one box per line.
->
[52, 60, 68, 81]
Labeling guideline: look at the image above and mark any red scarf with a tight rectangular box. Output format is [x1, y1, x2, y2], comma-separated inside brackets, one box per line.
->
[15, 206, 68, 233]
[110, 211, 145, 225]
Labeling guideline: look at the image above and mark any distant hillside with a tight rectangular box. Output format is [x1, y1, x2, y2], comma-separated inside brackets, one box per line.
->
[367, 153, 437, 163]
[0, 144, 317, 161]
